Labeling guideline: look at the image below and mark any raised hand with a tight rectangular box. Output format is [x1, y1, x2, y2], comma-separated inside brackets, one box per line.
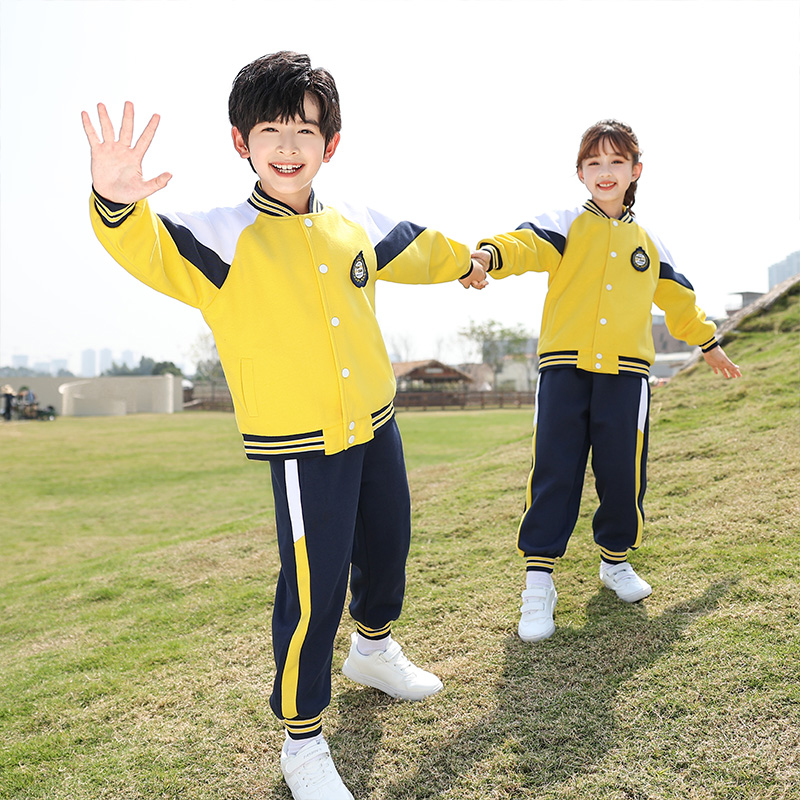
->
[81, 101, 172, 204]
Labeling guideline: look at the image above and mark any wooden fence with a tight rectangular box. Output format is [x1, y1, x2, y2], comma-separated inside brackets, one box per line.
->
[184, 384, 535, 413]
[393, 391, 534, 410]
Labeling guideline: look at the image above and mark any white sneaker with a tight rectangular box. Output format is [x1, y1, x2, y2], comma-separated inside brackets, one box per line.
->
[600, 562, 652, 603]
[342, 632, 443, 700]
[518, 585, 557, 642]
[280, 737, 354, 800]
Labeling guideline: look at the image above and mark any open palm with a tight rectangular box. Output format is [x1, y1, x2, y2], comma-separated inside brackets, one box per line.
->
[81, 101, 171, 203]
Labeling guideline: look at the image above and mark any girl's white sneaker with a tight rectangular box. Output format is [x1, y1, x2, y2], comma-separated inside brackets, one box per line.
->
[600, 562, 652, 603]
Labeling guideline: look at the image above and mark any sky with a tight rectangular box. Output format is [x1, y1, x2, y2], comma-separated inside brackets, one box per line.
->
[1, 0, 798, 375]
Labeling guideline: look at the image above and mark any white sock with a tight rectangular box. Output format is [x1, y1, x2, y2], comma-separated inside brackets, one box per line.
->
[526, 571, 554, 590]
[284, 731, 322, 756]
[356, 633, 391, 656]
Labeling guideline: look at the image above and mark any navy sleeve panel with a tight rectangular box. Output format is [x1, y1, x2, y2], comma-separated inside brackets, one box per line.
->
[157, 215, 231, 290]
[659, 261, 694, 291]
[374, 221, 426, 271]
[516, 221, 567, 256]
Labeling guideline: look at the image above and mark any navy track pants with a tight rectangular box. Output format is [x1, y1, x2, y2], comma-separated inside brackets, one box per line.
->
[267, 418, 411, 737]
[518, 368, 650, 571]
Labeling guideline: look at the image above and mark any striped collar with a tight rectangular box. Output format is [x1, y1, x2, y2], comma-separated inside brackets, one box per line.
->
[248, 182, 324, 217]
[583, 199, 634, 224]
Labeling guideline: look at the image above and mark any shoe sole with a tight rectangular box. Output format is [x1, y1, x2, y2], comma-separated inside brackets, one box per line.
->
[341, 661, 443, 701]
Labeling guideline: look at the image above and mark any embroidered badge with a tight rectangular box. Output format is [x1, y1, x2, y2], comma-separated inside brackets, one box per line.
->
[631, 246, 650, 272]
[350, 251, 368, 287]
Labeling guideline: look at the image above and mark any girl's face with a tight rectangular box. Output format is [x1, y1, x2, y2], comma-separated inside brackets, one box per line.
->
[577, 138, 642, 219]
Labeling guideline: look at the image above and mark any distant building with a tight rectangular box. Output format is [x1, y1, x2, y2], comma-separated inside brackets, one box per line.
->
[121, 349, 135, 368]
[456, 362, 494, 392]
[99, 348, 113, 374]
[651, 315, 687, 354]
[81, 349, 97, 377]
[392, 360, 472, 391]
[32, 362, 52, 375]
[769, 251, 800, 289]
[725, 291, 765, 315]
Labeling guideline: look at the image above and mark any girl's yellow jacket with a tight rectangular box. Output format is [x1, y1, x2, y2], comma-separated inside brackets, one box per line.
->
[479, 201, 717, 377]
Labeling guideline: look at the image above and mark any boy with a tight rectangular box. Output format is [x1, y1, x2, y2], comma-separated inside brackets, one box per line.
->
[82, 51, 486, 800]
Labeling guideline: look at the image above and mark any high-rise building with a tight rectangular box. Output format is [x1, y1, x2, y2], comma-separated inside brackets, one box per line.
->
[121, 349, 135, 369]
[81, 348, 97, 377]
[769, 251, 800, 289]
[99, 348, 113, 374]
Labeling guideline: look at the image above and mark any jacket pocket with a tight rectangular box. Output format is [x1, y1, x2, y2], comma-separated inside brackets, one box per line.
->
[240, 359, 258, 417]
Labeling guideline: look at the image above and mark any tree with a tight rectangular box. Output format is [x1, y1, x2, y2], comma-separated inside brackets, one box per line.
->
[102, 356, 159, 376]
[191, 331, 225, 382]
[152, 361, 183, 376]
[459, 319, 534, 389]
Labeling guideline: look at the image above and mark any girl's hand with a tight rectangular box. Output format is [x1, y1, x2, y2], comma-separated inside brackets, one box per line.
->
[81, 101, 172, 203]
[703, 346, 742, 379]
[459, 260, 488, 289]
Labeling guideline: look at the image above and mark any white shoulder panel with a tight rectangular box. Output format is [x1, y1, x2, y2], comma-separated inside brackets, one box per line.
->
[159, 202, 259, 264]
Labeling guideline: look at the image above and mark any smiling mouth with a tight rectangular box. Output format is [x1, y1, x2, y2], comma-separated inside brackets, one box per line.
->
[598, 182, 616, 190]
[271, 163, 303, 174]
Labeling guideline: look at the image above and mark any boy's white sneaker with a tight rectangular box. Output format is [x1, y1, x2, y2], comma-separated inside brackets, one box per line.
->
[342, 632, 443, 700]
[600, 562, 652, 603]
[280, 737, 354, 800]
[518, 585, 557, 642]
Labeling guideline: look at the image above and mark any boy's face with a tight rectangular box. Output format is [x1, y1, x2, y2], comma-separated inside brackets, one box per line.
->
[577, 138, 642, 217]
[231, 94, 339, 214]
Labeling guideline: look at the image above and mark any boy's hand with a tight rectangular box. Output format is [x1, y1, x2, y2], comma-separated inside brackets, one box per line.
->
[703, 345, 742, 379]
[81, 101, 172, 203]
[459, 259, 488, 290]
[471, 249, 491, 272]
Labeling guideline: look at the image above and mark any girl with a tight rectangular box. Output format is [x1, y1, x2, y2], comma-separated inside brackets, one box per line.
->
[473, 120, 740, 642]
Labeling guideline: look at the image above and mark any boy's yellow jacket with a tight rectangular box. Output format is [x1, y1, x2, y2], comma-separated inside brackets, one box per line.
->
[90, 183, 472, 458]
[478, 201, 717, 377]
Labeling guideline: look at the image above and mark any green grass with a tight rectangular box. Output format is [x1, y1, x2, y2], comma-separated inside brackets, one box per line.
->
[1, 285, 798, 799]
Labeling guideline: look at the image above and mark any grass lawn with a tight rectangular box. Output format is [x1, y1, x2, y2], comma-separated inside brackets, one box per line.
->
[1, 285, 799, 799]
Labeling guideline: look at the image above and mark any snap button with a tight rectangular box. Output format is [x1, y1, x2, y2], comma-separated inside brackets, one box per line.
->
[348, 435, 355, 444]
[595, 363, 602, 369]
[342, 368, 350, 378]
[600, 318, 607, 325]
[596, 353, 603, 359]
[349, 422, 355, 430]
[331, 317, 340, 327]
[304, 219, 313, 227]
[319, 264, 328, 273]
[613, 220, 619, 227]
[606, 284, 613, 290]
[610, 251, 617, 258]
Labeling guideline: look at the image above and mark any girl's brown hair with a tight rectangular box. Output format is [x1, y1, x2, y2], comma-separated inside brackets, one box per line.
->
[576, 120, 641, 213]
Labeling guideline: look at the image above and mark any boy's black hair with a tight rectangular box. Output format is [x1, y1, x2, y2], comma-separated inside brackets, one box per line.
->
[228, 51, 341, 145]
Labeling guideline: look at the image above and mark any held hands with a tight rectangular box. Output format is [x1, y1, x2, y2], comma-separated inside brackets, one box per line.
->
[703, 345, 742, 379]
[81, 101, 172, 204]
[459, 250, 492, 290]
